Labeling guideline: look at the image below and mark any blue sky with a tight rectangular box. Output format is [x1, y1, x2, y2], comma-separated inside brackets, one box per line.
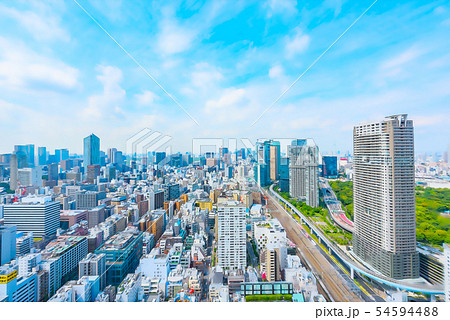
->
[0, 0, 449, 155]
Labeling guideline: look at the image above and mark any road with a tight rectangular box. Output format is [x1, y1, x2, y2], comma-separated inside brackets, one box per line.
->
[263, 188, 364, 302]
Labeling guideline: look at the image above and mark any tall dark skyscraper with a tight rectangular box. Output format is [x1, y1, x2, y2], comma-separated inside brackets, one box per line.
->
[353, 114, 419, 280]
[83, 134, 100, 169]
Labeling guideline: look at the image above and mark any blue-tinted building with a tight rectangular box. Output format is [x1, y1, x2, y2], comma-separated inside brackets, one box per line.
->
[322, 156, 338, 178]
[279, 157, 289, 192]
[155, 152, 166, 166]
[38, 147, 47, 166]
[255, 140, 280, 186]
[83, 134, 100, 169]
[14, 144, 34, 168]
[0, 225, 16, 265]
[95, 229, 143, 286]
[55, 149, 69, 162]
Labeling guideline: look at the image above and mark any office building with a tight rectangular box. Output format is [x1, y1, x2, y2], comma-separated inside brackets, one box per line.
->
[16, 232, 33, 256]
[3, 197, 60, 239]
[279, 157, 289, 192]
[41, 236, 88, 297]
[38, 147, 47, 166]
[269, 142, 280, 181]
[322, 155, 338, 178]
[289, 139, 319, 208]
[86, 165, 101, 183]
[17, 167, 42, 187]
[9, 154, 18, 191]
[0, 266, 37, 302]
[83, 134, 100, 169]
[55, 149, 69, 162]
[14, 144, 34, 168]
[60, 210, 88, 229]
[79, 253, 106, 290]
[353, 115, 419, 279]
[76, 191, 104, 210]
[47, 163, 59, 182]
[48, 276, 99, 302]
[217, 201, 246, 270]
[17, 253, 41, 278]
[95, 228, 143, 286]
[0, 225, 16, 265]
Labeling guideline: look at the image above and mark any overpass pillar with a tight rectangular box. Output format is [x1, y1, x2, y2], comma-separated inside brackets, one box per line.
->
[430, 294, 436, 302]
[318, 237, 321, 244]
[350, 267, 354, 279]
[328, 247, 331, 255]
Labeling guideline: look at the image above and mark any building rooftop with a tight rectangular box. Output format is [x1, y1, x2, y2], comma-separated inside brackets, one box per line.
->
[60, 210, 87, 216]
[42, 236, 86, 258]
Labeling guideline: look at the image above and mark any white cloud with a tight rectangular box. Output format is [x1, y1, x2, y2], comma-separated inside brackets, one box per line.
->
[0, 3, 69, 42]
[285, 28, 310, 58]
[135, 90, 158, 106]
[191, 63, 224, 88]
[380, 47, 424, 70]
[205, 88, 246, 114]
[0, 37, 79, 92]
[81, 65, 126, 119]
[269, 65, 284, 79]
[265, 0, 298, 18]
[157, 21, 196, 55]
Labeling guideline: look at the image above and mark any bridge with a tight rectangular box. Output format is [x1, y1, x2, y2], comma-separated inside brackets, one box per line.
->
[268, 184, 445, 295]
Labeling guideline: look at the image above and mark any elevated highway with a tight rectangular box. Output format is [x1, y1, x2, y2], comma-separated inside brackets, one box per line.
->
[320, 179, 354, 233]
[268, 184, 445, 295]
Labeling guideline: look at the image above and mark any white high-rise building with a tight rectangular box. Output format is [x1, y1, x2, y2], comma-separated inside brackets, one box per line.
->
[17, 166, 42, 187]
[353, 114, 419, 279]
[444, 243, 450, 302]
[217, 201, 246, 270]
[3, 197, 59, 239]
[289, 139, 319, 208]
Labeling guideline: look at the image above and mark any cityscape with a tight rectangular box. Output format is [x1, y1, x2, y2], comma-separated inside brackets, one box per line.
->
[0, 0, 449, 313]
[1, 114, 449, 303]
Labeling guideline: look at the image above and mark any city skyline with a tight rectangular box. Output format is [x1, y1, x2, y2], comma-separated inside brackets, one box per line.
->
[0, 1, 449, 154]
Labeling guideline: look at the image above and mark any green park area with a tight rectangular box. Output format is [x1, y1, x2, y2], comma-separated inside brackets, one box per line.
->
[245, 294, 292, 302]
[329, 181, 450, 247]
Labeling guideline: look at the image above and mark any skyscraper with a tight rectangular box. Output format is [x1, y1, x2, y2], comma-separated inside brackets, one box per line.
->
[269, 142, 280, 181]
[38, 147, 47, 166]
[353, 114, 419, 279]
[55, 149, 69, 162]
[9, 153, 18, 191]
[217, 201, 246, 270]
[288, 139, 319, 208]
[107, 148, 117, 164]
[14, 144, 34, 167]
[255, 140, 280, 187]
[83, 134, 100, 169]
[322, 155, 338, 178]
